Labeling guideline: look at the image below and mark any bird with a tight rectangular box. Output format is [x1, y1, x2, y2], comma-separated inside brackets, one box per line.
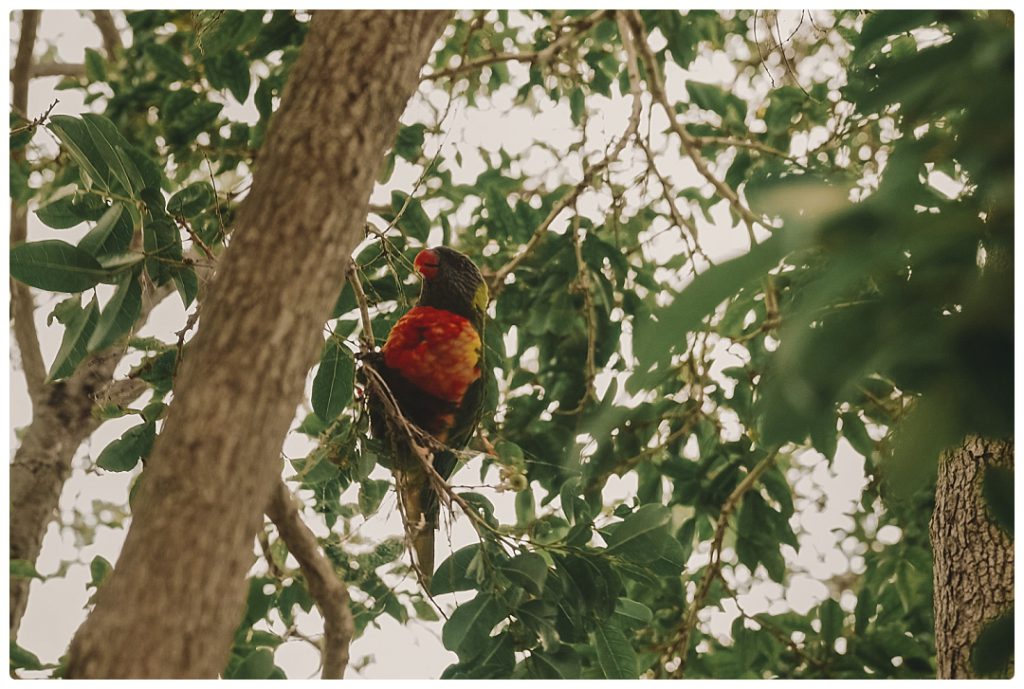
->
[364, 246, 488, 582]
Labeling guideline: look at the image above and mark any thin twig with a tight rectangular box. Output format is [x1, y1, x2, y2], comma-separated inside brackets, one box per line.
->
[487, 10, 643, 294]
[266, 480, 355, 680]
[626, 10, 763, 246]
[9, 98, 59, 137]
[422, 9, 610, 82]
[665, 449, 779, 677]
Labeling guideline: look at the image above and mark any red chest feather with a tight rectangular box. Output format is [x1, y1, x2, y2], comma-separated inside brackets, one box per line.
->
[382, 306, 481, 403]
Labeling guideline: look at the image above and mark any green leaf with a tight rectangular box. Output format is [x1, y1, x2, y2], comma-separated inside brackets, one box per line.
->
[10, 559, 43, 580]
[820, 598, 843, 649]
[395, 123, 426, 162]
[614, 598, 653, 628]
[442, 592, 506, 661]
[230, 647, 277, 679]
[971, 609, 1013, 677]
[81, 114, 144, 197]
[88, 555, 113, 588]
[357, 479, 390, 515]
[167, 182, 215, 218]
[982, 465, 1013, 536]
[431, 544, 480, 595]
[206, 50, 252, 102]
[96, 422, 156, 472]
[88, 273, 142, 352]
[48, 296, 99, 381]
[36, 196, 85, 229]
[501, 552, 547, 596]
[172, 265, 199, 308]
[84, 47, 106, 82]
[144, 41, 191, 81]
[48, 115, 110, 191]
[311, 338, 354, 421]
[633, 233, 788, 369]
[78, 202, 135, 260]
[570, 87, 585, 125]
[593, 622, 638, 679]
[390, 192, 431, 241]
[11, 240, 110, 292]
[841, 411, 875, 458]
[143, 217, 181, 285]
[809, 408, 839, 462]
[604, 503, 670, 556]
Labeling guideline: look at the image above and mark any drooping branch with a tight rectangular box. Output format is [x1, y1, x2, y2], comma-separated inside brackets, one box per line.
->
[266, 481, 355, 679]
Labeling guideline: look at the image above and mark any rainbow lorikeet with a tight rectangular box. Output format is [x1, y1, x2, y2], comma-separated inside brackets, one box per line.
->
[365, 246, 488, 580]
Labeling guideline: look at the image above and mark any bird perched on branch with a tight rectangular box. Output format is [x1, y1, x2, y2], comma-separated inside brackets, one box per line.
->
[364, 246, 487, 582]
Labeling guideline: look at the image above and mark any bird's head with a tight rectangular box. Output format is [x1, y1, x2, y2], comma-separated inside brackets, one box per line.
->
[414, 246, 488, 323]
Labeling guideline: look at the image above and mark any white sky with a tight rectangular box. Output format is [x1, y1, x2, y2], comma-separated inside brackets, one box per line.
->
[5, 8, 919, 680]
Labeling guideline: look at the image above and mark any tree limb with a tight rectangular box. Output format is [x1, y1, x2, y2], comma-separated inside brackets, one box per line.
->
[422, 9, 610, 82]
[486, 10, 642, 294]
[663, 449, 779, 677]
[625, 10, 764, 245]
[91, 10, 122, 59]
[266, 481, 354, 679]
[10, 10, 47, 401]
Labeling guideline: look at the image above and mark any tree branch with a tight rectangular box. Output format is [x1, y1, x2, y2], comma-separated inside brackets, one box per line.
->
[10, 9, 46, 402]
[91, 10, 122, 59]
[664, 449, 779, 677]
[625, 10, 764, 245]
[266, 481, 354, 680]
[422, 9, 610, 82]
[486, 10, 643, 294]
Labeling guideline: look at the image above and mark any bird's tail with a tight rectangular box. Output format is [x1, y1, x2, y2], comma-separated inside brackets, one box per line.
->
[395, 467, 435, 584]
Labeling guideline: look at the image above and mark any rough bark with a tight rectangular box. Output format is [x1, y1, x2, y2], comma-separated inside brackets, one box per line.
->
[65, 10, 451, 678]
[930, 436, 1014, 678]
[10, 360, 145, 637]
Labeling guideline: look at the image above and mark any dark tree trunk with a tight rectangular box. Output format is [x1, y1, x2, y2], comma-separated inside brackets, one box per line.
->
[64, 10, 450, 678]
[930, 436, 1014, 678]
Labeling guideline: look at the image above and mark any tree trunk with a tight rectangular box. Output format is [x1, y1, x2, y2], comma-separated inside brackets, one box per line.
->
[65, 10, 450, 678]
[930, 436, 1014, 678]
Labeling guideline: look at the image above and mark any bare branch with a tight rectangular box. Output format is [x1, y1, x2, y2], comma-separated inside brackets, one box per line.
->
[10, 10, 46, 401]
[266, 481, 355, 680]
[11, 10, 40, 115]
[26, 62, 87, 79]
[91, 10, 122, 59]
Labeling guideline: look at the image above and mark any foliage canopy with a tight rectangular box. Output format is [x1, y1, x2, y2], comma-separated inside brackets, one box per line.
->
[10, 9, 1013, 679]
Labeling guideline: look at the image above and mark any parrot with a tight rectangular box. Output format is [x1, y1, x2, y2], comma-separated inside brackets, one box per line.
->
[364, 246, 488, 581]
